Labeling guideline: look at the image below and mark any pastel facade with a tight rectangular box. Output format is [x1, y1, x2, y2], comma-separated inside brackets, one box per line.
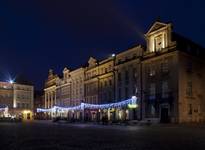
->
[0, 81, 34, 120]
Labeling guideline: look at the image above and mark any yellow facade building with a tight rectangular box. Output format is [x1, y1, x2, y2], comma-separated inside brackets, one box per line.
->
[0, 81, 34, 120]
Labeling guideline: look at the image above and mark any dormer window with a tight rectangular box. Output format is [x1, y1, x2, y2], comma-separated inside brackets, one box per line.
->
[145, 21, 172, 53]
[154, 34, 163, 51]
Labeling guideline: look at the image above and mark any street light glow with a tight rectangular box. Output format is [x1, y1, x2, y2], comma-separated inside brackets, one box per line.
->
[9, 80, 14, 84]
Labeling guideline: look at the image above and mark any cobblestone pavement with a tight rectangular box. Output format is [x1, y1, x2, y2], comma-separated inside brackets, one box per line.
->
[1, 121, 205, 150]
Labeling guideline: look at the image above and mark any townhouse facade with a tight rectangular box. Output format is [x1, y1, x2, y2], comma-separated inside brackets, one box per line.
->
[142, 21, 205, 123]
[114, 45, 143, 121]
[42, 21, 205, 123]
[44, 69, 58, 109]
[0, 81, 34, 120]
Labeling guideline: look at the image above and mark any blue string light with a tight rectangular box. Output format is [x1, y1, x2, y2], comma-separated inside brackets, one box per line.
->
[0, 105, 7, 111]
[37, 96, 137, 113]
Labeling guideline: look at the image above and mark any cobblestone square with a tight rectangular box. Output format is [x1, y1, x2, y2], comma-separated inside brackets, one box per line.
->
[1, 121, 205, 150]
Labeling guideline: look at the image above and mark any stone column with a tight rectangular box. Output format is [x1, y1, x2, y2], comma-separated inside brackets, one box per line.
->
[51, 91, 53, 107]
[45, 93, 47, 108]
[54, 91, 56, 106]
[47, 92, 50, 108]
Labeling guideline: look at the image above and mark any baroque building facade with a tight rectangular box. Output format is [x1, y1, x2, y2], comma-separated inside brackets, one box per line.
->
[56, 68, 72, 107]
[142, 21, 205, 123]
[42, 21, 205, 123]
[0, 81, 34, 120]
[44, 69, 58, 109]
[115, 45, 143, 121]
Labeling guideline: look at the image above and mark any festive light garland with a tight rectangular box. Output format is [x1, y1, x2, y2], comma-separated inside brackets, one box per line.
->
[37, 96, 137, 113]
[0, 105, 7, 111]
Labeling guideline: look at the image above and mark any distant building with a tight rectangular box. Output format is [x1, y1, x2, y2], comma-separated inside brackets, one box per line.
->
[98, 56, 115, 104]
[70, 67, 85, 106]
[33, 90, 44, 119]
[56, 68, 72, 107]
[54, 67, 85, 119]
[0, 81, 34, 120]
[0, 82, 13, 108]
[84, 57, 99, 105]
[44, 69, 58, 109]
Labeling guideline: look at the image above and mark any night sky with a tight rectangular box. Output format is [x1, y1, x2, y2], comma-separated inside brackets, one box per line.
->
[0, 0, 205, 90]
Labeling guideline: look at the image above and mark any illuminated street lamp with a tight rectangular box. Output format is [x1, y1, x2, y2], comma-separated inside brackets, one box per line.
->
[128, 96, 138, 109]
[9, 80, 14, 84]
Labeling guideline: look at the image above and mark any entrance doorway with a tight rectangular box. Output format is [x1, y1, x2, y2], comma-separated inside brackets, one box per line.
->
[160, 108, 169, 123]
[27, 113, 31, 120]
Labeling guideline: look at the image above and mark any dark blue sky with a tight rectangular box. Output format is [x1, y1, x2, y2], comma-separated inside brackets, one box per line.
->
[0, 0, 205, 90]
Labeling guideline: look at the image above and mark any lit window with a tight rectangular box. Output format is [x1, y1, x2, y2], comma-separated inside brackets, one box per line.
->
[154, 34, 163, 51]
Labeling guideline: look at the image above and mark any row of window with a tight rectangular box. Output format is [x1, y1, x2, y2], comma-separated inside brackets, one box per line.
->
[17, 103, 30, 109]
[117, 52, 140, 65]
[85, 96, 98, 104]
[99, 79, 112, 88]
[0, 94, 12, 98]
[148, 60, 169, 77]
[86, 65, 113, 80]
[118, 68, 138, 82]
[16, 95, 31, 99]
[99, 91, 112, 103]
[15, 87, 31, 91]
[0, 85, 12, 89]
[118, 86, 137, 100]
[149, 81, 169, 100]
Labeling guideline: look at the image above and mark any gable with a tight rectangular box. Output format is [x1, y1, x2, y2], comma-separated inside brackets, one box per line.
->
[88, 57, 96, 64]
[146, 21, 168, 35]
[88, 57, 97, 67]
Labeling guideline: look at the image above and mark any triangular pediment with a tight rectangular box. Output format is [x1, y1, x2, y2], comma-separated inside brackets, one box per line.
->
[63, 67, 69, 73]
[88, 57, 96, 64]
[88, 57, 97, 67]
[146, 21, 168, 35]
